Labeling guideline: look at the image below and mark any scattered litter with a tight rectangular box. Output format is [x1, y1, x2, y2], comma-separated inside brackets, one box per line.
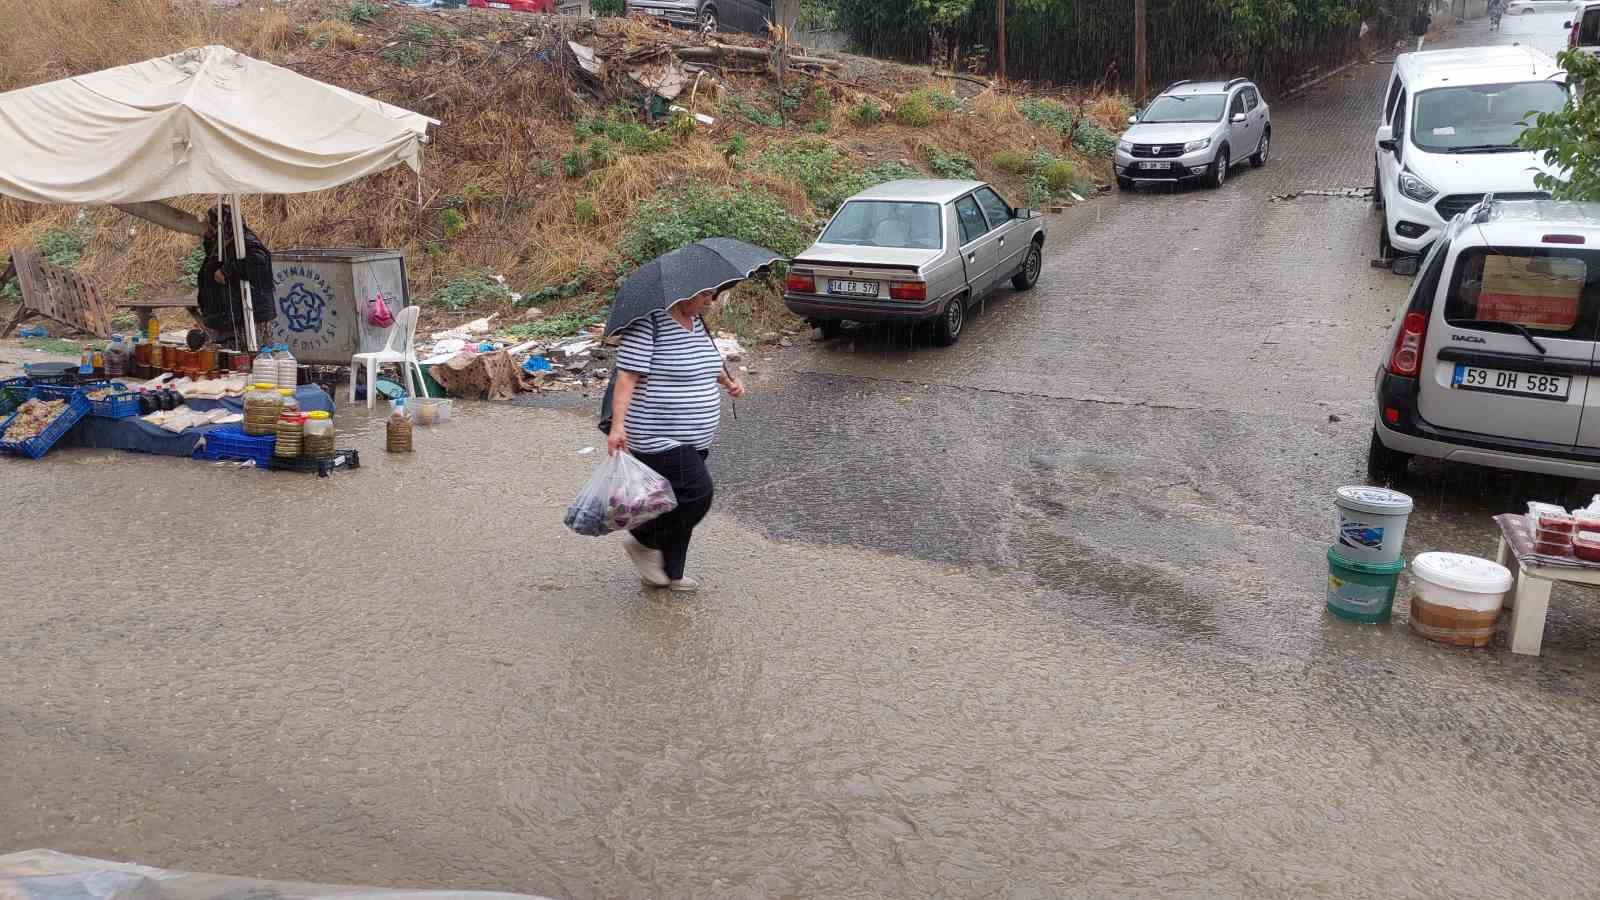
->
[1068, 191, 1085, 203]
[561, 339, 598, 357]
[524, 355, 554, 374]
[432, 338, 468, 356]
[578, 446, 596, 455]
[422, 352, 458, 366]
[668, 104, 716, 126]
[1270, 187, 1374, 203]
[715, 337, 746, 360]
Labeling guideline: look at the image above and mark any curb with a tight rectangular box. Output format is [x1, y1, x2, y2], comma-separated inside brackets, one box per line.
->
[1281, 56, 1372, 99]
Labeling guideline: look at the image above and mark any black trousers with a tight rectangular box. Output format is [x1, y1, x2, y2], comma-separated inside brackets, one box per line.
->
[629, 446, 714, 581]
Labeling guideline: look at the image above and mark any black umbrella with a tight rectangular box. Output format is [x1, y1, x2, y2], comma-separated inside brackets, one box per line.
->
[603, 237, 785, 337]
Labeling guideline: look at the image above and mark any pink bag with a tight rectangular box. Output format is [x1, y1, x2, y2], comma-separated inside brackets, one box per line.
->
[366, 291, 396, 329]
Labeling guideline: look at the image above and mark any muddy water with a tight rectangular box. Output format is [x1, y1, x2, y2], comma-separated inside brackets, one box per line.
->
[2, 400, 1599, 898]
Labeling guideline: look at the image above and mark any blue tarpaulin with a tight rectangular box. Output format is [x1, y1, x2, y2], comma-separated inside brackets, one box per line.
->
[64, 386, 334, 457]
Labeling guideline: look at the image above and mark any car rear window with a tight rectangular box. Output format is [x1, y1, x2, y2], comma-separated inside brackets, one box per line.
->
[820, 201, 942, 249]
[1446, 248, 1597, 335]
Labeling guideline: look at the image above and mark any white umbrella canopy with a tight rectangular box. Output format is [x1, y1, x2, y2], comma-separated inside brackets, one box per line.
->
[0, 45, 437, 204]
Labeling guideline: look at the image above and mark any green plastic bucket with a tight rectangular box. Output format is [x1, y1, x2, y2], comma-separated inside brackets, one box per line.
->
[1326, 547, 1405, 623]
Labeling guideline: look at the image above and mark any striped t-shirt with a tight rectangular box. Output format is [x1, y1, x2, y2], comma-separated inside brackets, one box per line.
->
[616, 309, 723, 453]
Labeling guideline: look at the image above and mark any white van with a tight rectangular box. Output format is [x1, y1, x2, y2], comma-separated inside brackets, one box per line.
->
[1567, 1, 1600, 54]
[1369, 199, 1600, 482]
[1374, 47, 1567, 264]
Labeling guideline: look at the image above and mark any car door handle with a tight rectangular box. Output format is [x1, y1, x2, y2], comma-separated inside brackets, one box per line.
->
[968, 252, 977, 262]
[998, 236, 1005, 245]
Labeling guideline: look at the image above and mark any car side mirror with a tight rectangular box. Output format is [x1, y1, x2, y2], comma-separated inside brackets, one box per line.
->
[1016, 207, 1036, 220]
[1127, 115, 1138, 125]
[1231, 113, 1247, 124]
[1377, 124, 1397, 154]
[1565, 20, 1573, 28]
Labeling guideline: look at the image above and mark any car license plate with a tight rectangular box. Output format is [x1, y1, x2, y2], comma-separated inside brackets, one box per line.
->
[1452, 364, 1570, 401]
[489, 2, 511, 7]
[829, 279, 879, 297]
[1142, 161, 1172, 170]
[648, 6, 665, 13]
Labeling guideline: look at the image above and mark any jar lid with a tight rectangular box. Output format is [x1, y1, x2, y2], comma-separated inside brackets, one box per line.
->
[253, 382, 276, 390]
[278, 388, 294, 396]
[1412, 552, 1513, 594]
[1336, 485, 1414, 515]
[278, 411, 307, 422]
[307, 410, 331, 420]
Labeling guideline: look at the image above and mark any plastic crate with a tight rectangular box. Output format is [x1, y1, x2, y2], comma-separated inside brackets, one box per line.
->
[40, 380, 140, 418]
[192, 424, 276, 469]
[0, 390, 91, 459]
[0, 380, 34, 418]
[273, 448, 360, 478]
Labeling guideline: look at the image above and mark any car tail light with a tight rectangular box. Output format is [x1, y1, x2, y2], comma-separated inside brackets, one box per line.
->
[1572, 18, 1582, 48]
[888, 280, 926, 301]
[785, 272, 815, 293]
[1543, 233, 1586, 245]
[1389, 311, 1428, 377]
[1384, 407, 1401, 425]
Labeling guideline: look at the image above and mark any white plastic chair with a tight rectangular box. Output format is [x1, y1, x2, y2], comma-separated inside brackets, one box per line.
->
[349, 304, 428, 409]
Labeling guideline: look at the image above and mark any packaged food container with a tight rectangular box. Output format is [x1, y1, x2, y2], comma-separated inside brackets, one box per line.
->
[303, 410, 336, 459]
[1527, 501, 1567, 519]
[1409, 552, 1514, 648]
[274, 412, 306, 458]
[1535, 512, 1575, 534]
[278, 388, 299, 414]
[386, 409, 413, 453]
[243, 382, 283, 436]
[1326, 548, 1405, 623]
[1334, 486, 1414, 565]
[1575, 531, 1600, 562]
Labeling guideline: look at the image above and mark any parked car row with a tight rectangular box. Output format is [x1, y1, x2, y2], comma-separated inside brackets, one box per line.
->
[1363, 41, 1600, 484]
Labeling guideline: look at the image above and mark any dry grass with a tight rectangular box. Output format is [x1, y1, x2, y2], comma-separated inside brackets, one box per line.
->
[0, 0, 1122, 332]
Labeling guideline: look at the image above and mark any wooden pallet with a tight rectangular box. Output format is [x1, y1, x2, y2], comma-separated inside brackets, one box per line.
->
[0, 249, 117, 338]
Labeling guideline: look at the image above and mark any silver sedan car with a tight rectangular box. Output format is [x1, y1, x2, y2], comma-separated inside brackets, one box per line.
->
[783, 180, 1046, 346]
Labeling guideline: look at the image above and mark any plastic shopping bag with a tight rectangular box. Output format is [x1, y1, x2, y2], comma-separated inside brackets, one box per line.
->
[563, 452, 677, 537]
[366, 291, 396, 329]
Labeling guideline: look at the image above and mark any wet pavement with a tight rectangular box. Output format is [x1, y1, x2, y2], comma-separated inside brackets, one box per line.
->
[6, 15, 1600, 900]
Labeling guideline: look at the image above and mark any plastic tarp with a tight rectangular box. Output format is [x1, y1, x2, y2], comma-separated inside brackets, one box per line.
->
[0, 850, 552, 900]
[0, 46, 438, 204]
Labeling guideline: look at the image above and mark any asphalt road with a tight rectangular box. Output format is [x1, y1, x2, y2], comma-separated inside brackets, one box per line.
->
[5, 14, 1600, 900]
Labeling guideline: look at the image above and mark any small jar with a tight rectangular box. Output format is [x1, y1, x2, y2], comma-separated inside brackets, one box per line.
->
[278, 388, 299, 414]
[274, 412, 306, 458]
[303, 410, 336, 459]
[386, 409, 413, 453]
[243, 382, 283, 436]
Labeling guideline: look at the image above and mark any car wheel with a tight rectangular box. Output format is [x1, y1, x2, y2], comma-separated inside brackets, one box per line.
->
[1250, 129, 1270, 167]
[933, 296, 965, 346]
[1208, 147, 1229, 189]
[1367, 430, 1411, 485]
[1012, 241, 1043, 291]
[1117, 176, 1134, 191]
[1372, 161, 1385, 211]
[699, 5, 719, 33]
[1377, 214, 1394, 262]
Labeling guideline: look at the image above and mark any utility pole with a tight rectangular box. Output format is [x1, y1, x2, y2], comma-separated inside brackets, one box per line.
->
[1134, 0, 1147, 100]
[997, 0, 1007, 82]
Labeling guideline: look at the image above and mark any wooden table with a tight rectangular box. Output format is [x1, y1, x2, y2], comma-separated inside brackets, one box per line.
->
[117, 295, 202, 334]
[1494, 514, 1600, 656]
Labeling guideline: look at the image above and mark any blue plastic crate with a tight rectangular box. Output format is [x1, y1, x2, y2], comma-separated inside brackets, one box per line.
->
[192, 424, 275, 469]
[0, 381, 34, 418]
[0, 390, 90, 459]
[40, 380, 140, 418]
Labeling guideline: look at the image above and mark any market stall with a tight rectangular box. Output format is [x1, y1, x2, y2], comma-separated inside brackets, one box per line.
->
[0, 45, 437, 469]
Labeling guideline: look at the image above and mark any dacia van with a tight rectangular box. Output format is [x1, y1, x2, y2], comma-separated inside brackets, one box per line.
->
[1370, 199, 1600, 481]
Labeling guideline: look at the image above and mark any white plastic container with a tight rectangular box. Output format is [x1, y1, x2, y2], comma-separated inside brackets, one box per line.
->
[1409, 552, 1514, 648]
[276, 345, 298, 389]
[1334, 486, 1414, 564]
[252, 346, 279, 386]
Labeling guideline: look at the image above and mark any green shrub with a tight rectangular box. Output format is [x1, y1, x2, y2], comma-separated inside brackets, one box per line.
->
[725, 95, 784, 128]
[758, 139, 857, 213]
[381, 44, 424, 67]
[587, 136, 617, 169]
[503, 311, 601, 340]
[991, 149, 1033, 174]
[439, 208, 467, 239]
[591, 0, 624, 14]
[721, 133, 748, 163]
[925, 90, 960, 112]
[621, 184, 811, 265]
[896, 92, 935, 127]
[924, 147, 976, 180]
[574, 197, 598, 226]
[1042, 158, 1079, 192]
[860, 160, 921, 185]
[1072, 123, 1117, 158]
[432, 273, 511, 310]
[38, 228, 87, 268]
[578, 107, 671, 154]
[848, 100, 882, 127]
[562, 149, 587, 178]
[1018, 97, 1073, 133]
[807, 119, 830, 135]
[339, 0, 380, 23]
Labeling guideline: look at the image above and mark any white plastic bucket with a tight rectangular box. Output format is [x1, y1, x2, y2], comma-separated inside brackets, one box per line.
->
[1334, 486, 1414, 564]
[1409, 552, 1513, 648]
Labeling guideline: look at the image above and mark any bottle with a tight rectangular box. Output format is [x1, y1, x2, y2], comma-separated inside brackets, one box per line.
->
[244, 382, 283, 436]
[303, 410, 335, 459]
[276, 345, 297, 389]
[78, 350, 93, 376]
[252, 345, 278, 386]
[278, 388, 299, 414]
[147, 318, 161, 345]
[104, 335, 129, 377]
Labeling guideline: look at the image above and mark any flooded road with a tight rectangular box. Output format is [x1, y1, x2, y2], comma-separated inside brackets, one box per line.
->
[6, 16, 1600, 900]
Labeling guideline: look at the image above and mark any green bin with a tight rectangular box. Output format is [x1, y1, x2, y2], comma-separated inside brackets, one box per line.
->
[1326, 547, 1405, 623]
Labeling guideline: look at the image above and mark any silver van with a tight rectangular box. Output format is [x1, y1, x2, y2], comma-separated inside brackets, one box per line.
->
[1369, 199, 1600, 482]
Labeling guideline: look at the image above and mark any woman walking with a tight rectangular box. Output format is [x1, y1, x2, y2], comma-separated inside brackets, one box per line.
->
[607, 288, 745, 592]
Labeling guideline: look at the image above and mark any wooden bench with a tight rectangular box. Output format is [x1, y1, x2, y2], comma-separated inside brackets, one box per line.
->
[118, 294, 202, 334]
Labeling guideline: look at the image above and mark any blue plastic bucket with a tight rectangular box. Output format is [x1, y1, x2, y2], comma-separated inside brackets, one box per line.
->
[1327, 547, 1406, 623]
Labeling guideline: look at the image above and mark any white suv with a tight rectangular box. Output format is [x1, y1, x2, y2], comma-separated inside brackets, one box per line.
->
[1373, 47, 1567, 266]
[1369, 199, 1600, 482]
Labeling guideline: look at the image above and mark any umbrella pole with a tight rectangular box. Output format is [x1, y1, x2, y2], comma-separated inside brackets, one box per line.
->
[229, 194, 260, 352]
